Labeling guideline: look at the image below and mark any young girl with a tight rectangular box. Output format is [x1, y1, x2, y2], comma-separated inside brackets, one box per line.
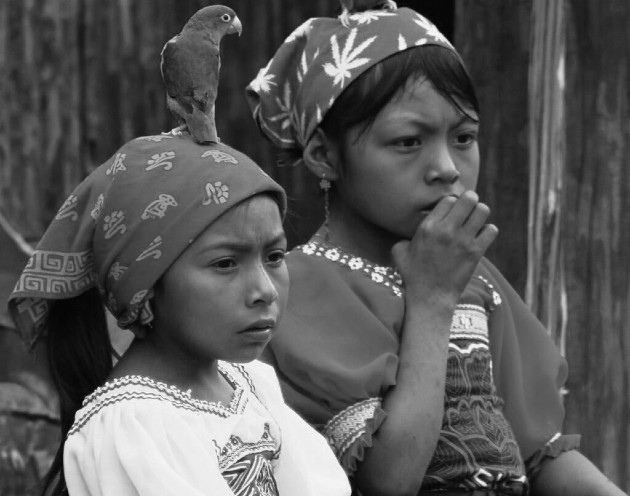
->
[8, 133, 350, 496]
[246, 4, 627, 496]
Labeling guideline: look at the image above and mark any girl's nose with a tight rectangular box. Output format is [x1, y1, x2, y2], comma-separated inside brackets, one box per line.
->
[424, 145, 460, 185]
[247, 264, 279, 306]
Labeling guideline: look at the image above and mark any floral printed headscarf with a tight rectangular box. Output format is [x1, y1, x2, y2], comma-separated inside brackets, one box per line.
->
[8, 132, 286, 348]
[246, 6, 456, 161]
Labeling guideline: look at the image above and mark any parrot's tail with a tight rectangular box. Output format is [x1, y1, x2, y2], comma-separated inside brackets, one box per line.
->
[187, 105, 218, 144]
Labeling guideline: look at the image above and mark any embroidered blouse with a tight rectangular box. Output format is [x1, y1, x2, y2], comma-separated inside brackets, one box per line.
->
[263, 238, 580, 491]
[63, 360, 351, 496]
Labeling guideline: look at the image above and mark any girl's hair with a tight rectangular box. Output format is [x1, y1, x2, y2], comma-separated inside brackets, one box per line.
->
[320, 44, 479, 147]
[40, 288, 112, 496]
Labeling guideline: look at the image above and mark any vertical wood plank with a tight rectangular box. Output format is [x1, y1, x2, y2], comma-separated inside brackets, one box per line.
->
[563, 0, 630, 486]
[455, 0, 532, 295]
[527, 0, 566, 350]
[458, 1, 629, 490]
[0, 0, 82, 241]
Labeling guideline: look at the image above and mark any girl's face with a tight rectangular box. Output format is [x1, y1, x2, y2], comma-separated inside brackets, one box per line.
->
[331, 79, 480, 241]
[151, 195, 288, 365]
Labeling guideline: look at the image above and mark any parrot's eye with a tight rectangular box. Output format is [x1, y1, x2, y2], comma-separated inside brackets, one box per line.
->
[221, 13, 231, 22]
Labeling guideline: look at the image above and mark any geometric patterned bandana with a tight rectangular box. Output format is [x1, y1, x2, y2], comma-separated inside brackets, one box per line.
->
[8, 132, 286, 348]
[246, 6, 455, 162]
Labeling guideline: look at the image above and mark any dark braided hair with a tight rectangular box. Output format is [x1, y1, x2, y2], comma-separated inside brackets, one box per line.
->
[40, 288, 112, 496]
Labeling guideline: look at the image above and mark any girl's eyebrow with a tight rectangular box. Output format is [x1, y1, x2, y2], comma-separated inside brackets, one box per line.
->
[262, 232, 288, 248]
[436, 113, 479, 126]
[390, 113, 479, 131]
[198, 231, 287, 254]
[452, 114, 479, 127]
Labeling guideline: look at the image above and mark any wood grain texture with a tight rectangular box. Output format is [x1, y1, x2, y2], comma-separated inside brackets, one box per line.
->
[527, 0, 567, 352]
[563, 0, 630, 486]
[455, 0, 532, 295]
[0, 0, 628, 491]
[458, 0, 629, 489]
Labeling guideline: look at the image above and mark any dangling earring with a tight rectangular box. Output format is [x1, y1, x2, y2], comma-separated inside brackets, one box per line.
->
[319, 174, 331, 242]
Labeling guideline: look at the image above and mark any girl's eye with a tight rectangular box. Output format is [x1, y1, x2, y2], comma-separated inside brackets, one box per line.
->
[267, 250, 286, 265]
[454, 132, 477, 146]
[211, 258, 236, 270]
[393, 137, 422, 148]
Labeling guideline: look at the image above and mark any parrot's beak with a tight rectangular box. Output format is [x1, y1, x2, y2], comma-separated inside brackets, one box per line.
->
[229, 15, 242, 36]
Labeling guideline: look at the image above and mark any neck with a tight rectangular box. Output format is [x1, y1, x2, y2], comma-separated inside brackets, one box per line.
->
[112, 338, 227, 403]
[321, 198, 401, 267]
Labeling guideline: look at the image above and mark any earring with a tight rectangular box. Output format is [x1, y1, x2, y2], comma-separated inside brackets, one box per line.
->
[319, 174, 331, 242]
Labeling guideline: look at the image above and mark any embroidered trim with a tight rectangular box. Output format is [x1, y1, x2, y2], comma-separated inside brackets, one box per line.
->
[231, 362, 257, 394]
[450, 305, 489, 343]
[477, 274, 502, 307]
[296, 239, 503, 309]
[215, 423, 278, 472]
[296, 240, 403, 297]
[221, 451, 279, 495]
[322, 397, 382, 459]
[457, 469, 528, 492]
[69, 362, 249, 436]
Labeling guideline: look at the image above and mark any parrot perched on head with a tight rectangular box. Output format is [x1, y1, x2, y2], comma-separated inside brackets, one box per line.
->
[160, 5, 242, 144]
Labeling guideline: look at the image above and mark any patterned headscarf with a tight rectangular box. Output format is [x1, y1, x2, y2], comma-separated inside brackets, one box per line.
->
[8, 132, 286, 348]
[246, 6, 456, 161]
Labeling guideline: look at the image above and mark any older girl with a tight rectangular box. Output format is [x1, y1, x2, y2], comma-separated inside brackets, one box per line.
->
[246, 4, 626, 496]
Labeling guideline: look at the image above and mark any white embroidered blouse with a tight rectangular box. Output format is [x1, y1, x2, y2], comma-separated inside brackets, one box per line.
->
[64, 360, 350, 496]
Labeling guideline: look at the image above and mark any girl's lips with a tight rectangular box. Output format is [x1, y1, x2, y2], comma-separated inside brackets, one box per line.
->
[240, 319, 276, 334]
[239, 326, 273, 342]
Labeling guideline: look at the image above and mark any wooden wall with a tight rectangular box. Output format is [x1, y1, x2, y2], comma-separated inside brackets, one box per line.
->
[562, 0, 630, 485]
[457, 0, 630, 489]
[0, 0, 628, 492]
[0, 0, 451, 246]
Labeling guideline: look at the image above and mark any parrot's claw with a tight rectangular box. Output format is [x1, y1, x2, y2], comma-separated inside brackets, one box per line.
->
[167, 124, 188, 137]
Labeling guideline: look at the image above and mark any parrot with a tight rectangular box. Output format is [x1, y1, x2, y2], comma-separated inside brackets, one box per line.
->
[160, 5, 242, 144]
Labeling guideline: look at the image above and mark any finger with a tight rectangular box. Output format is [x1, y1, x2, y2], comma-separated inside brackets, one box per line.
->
[474, 223, 499, 253]
[462, 201, 491, 235]
[445, 190, 481, 226]
[426, 194, 459, 221]
[426, 191, 478, 226]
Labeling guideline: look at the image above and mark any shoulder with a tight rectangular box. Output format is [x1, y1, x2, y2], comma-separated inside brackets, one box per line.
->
[64, 376, 235, 495]
[286, 241, 338, 279]
[65, 375, 232, 466]
[286, 240, 403, 303]
[69, 375, 231, 439]
[69, 376, 171, 434]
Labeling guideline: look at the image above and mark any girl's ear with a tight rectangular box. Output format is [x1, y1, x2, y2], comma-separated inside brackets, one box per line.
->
[302, 128, 341, 181]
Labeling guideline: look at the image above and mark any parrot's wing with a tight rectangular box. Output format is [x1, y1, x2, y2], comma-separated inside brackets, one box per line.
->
[160, 36, 220, 113]
[159, 5, 241, 145]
